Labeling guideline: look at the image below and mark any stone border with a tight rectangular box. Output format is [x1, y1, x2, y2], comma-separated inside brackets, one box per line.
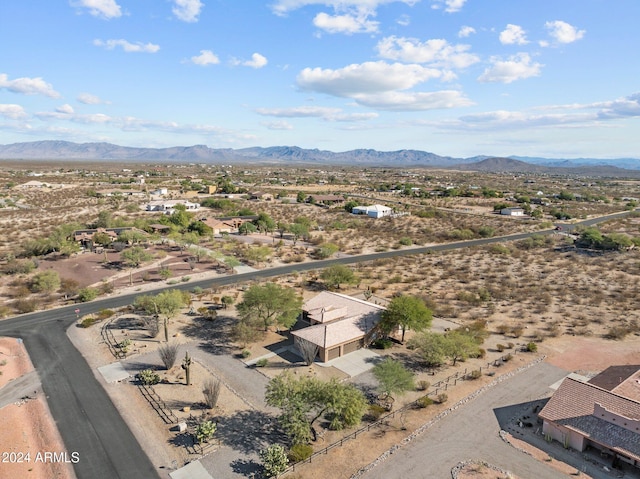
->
[451, 459, 514, 479]
[350, 355, 546, 478]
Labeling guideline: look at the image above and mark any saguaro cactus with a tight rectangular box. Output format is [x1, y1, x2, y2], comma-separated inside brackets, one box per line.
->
[181, 351, 192, 385]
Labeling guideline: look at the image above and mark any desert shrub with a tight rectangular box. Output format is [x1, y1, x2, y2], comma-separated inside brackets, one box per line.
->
[256, 358, 268, 367]
[496, 343, 505, 352]
[241, 349, 251, 358]
[525, 342, 538, 352]
[496, 324, 510, 335]
[503, 353, 513, 362]
[416, 380, 430, 391]
[288, 444, 313, 462]
[78, 316, 98, 328]
[468, 369, 482, 380]
[260, 444, 289, 478]
[507, 342, 514, 349]
[137, 369, 160, 385]
[415, 396, 433, 408]
[606, 326, 630, 340]
[436, 393, 448, 404]
[195, 420, 217, 444]
[399, 237, 413, 246]
[367, 404, 387, 420]
[13, 298, 38, 314]
[158, 343, 179, 369]
[77, 287, 99, 302]
[95, 309, 115, 320]
[372, 338, 393, 349]
[30, 270, 61, 293]
[2, 258, 36, 275]
[202, 377, 221, 409]
[511, 326, 524, 338]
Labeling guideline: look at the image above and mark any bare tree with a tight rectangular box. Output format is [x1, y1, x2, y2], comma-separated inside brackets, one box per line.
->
[296, 339, 319, 366]
[145, 315, 160, 338]
[203, 377, 221, 409]
[158, 342, 179, 369]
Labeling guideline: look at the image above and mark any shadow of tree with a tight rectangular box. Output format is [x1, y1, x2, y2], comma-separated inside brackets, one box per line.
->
[180, 315, 235, 355]
[388, 351, 429, 373]
[215, 409, 286, 455]
[230, 458, 262, 477]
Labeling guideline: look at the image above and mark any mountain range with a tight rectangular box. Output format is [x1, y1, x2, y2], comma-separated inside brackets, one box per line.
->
[1, 140, 640, 177]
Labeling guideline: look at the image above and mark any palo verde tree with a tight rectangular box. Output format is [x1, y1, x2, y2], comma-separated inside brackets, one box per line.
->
[134, 289, 188, 342]
[372, 358, 415, 401]
[120, 246, 153, 285]
[265, 372, 368, 445]
[236, 282, 302, 332]
[320, 264, 358, 290]
[380, 295, 432, 343]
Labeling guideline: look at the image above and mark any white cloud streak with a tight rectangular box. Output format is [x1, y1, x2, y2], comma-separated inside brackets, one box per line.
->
[77, 93, 109, 104]
[313, 11, 379, 34]
[271, 0, 418, 16]
[478, 53, 542, 84]
[172, 0, 204, 22]
[71, 0, 122, 19]
[93, 39, 160, 53]
[458, 26, 475, 38]
[0, 73, 61, 98]
[243, 53, 268, 69]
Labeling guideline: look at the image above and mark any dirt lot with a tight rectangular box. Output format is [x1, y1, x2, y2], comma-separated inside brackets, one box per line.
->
[0, 337, 75, 479]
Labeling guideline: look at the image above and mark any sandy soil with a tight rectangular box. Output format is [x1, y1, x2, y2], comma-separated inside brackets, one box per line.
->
[0, 337, 75, 479]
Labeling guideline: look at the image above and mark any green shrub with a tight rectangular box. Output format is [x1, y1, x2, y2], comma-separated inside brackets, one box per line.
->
[436, 393, 448, 404]
[372, 338, 393, 349]
[288, 444, 313, 462]
[78, 316, 98, 328]
[77, 287, 99, 302]
[195, 420, 217, 444]
[416, 396, 433, 408]
[468, 369, 482, 380]
[416, 380, 430, 391]
[241, 349, 251, 359]
[526, 342, 537, 352]
[256, 358, 268, 367]
[399, 237, 413, 246]
[137, 369, 160, 385]
[368, 404, 386, 420]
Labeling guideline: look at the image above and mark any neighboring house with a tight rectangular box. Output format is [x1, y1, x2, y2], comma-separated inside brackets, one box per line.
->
[500, 207, 525, 216]
[539, 365, 640, 469]
[352, 204, 393, 219]
[72, 227, 145, 249]
[145, 200, 200, 213]
[249, 191, 274, 201]
[150, 188, 169, 196]
[201, 216, 254, 234]
[201, 185, 217, 195]
[291, 292, 385, 362]
[18, 180, 50, 189]
[95, 189, 146, 198]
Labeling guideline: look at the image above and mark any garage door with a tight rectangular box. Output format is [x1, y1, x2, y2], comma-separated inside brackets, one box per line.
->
[327, 347, 340, 361]
[342, 339, 363, 355]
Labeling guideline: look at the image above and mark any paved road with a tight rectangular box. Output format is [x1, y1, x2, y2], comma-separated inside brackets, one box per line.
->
[362, 362, 570, 479]
[0, 209, 634, 479]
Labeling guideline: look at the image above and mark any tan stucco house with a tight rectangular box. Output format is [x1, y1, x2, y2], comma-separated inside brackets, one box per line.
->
[291, 291, 385, 362]
[539, 365, 640, 469]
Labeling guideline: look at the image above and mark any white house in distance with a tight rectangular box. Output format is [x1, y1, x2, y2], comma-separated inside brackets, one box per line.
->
[292, 291, 385, 362]
[145, 200, 200, 213]
[352, 204, 393, 219]
[500, 207, 525, 216]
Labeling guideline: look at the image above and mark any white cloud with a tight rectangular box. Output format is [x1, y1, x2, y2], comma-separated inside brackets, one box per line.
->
[430, 0, 466, 13]
[0, 73, 61, 98]
[243, 53, 268, 69]
[172, 0, 204, 23]
[262, 120, 294, 130]
[0, 104, 28, 120]
[255, 105, 378, 121]
[93, 39, 160, 53]
[271, 0, 418, 16]
[458, 26, 475, 38]
[313, 11, 379, 34]
[72, 0, 122, 19]
[499, 24, 528, 45]
[353, 90, 472, 110]
[77, 92, 108, 104]
[396, 14, 410, 26]
[478, 53, 543, 84]
[56, 104, 75, 114]
[297, 61, 442, 97]
[593, 93, 640, 120]
[376, 36, 479, 69]
[190, 50, 220, 66]
[544, 20, 585, 44]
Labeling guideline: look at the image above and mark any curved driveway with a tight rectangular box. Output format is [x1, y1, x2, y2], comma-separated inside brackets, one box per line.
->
[0, 209, 634, 479]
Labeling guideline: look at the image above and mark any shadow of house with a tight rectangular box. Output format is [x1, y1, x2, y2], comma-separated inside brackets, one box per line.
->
[291, 292, 385, 363]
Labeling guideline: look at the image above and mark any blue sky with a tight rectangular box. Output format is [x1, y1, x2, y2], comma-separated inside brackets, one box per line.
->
[1, 0, 639, 158]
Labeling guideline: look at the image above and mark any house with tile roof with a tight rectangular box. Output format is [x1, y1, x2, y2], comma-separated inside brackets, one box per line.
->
[291, 291, 385, 362]
[539, 365, 640, 469]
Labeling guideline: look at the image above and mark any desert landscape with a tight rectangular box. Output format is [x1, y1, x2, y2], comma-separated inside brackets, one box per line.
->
[1, 160, 640, 479]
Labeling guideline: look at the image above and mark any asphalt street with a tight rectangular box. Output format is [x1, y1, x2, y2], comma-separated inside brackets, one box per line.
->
[0, 209, 635, 479]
